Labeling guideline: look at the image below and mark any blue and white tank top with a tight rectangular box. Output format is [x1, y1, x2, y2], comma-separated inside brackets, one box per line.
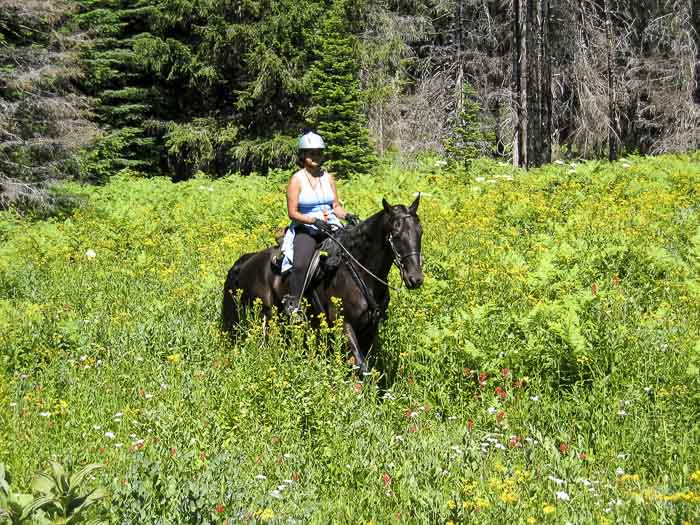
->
[294, 169, 341, 228]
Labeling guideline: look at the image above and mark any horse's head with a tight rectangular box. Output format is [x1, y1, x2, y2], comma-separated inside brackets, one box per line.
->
[383, 195, 424, 289]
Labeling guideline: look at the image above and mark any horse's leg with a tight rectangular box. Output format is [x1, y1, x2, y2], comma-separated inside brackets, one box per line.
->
[343, 321, 368, 376]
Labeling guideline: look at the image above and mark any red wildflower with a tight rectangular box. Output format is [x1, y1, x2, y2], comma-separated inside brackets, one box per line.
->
[496, 410, 505, 423]
[98, 447, 106, 454]
[501, 367, 510, 378]
[353, 383, 363, 393]
[513, 379, 523, 389]
[508, 436, 521, 448]
[405, 408, 417, 419]
[559, 442, 570, 454]
[467, 419, 475, 431]
[170, 447, 177, 457]
[591, 282, 598, 297]
[495, 386, 507, 400]
[479, 372, 488, 383]
[382, 473, 392, 487]
[408, 425, 418, 433]
[579, 451, 588, 461]
[292, 472, 301, 481]
[215, 503, 225, 514]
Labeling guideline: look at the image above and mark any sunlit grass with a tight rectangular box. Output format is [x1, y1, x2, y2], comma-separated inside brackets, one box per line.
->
[1, 153, 699, 523]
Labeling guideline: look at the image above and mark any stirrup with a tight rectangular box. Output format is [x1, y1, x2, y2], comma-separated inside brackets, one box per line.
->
[282, 295, 300, 316]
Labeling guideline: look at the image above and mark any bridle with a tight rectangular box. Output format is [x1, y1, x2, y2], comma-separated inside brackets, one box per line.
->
[387, 214, 423, 280]
[323, 213, 422, 291]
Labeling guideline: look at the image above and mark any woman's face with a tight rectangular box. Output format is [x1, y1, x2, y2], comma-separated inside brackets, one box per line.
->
[303, 149, 323, 172]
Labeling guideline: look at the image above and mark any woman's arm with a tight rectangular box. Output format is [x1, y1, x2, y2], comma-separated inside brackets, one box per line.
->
[287, 174, 316, 225]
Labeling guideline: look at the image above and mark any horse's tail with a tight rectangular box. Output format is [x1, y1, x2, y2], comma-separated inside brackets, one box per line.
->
[222, 255, 252, 333]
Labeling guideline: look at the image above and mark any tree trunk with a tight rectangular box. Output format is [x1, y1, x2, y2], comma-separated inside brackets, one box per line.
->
[512, 0, 523, 166]
[525, 0, 537, 166]
[603, 0, 618, 161]
[540, 0, 552, 165]
[692, 0, 700, 105]
[513, 0, 551, 168]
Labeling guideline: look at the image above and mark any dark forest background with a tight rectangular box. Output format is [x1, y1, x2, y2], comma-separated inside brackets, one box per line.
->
[1, 0, 698, 210]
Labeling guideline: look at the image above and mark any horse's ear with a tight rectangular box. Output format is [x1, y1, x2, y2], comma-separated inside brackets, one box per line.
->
[382, 198, 393, 214]
[409, 193, 421, 214]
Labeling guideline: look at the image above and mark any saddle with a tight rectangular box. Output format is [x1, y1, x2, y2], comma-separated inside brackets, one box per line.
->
[270, 233, 342, 280]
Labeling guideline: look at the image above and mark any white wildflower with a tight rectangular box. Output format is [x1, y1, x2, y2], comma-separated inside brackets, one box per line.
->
[529, 395, 540, 402]
[255, 474, 267, 480]
[39, 411, 51, 417]
[555, 491, 570, 501]
[105, 431, 115, 439]
[615, 467, 625, 476]
[548, 475, 566, 486]
[85, 249, 96, 259]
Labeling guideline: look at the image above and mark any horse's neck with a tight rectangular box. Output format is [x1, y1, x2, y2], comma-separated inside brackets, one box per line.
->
[347, 212, 393, 286]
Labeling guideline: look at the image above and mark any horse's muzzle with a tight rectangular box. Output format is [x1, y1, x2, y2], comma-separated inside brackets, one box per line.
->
[404, 272, 424, 289]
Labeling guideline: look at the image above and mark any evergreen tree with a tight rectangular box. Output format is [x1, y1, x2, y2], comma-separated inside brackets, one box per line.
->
[74, 0, 161, 178]
[443, 83, 492, 169]
[306, 0, 375, 177]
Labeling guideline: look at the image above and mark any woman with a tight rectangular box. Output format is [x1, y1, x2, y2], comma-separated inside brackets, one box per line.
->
[280, 131, 359, 316]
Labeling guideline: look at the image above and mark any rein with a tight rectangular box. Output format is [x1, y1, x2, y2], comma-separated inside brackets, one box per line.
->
[323, 215, 421, 292]
[322, 232, 402, 292]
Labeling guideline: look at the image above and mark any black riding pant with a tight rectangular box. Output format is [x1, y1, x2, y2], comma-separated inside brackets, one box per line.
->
[288, 226, 324, 299]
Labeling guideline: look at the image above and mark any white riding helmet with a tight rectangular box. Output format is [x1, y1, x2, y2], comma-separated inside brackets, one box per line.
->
[298, 131, 326, 150]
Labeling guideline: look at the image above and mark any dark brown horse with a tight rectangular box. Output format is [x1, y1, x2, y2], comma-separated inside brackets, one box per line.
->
[222, 196, 424, 373]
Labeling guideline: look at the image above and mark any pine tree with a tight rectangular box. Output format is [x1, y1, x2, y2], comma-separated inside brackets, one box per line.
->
[306, 0, 375, 177]
[74, 0, 161, 178]
[443, 83, 492, 169]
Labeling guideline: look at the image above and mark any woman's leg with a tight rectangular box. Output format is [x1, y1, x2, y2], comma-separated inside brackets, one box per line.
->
[284, 229, 318, 313]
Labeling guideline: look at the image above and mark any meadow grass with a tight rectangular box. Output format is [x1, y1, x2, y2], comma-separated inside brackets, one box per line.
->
[1, 154, 699, 524]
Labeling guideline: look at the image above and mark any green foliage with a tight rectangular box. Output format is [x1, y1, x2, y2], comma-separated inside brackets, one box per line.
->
[443, 83, 495, 169]
[74, 1, 161, 179]
[306, 0, 376, 177]
[0, 462, 106, 524]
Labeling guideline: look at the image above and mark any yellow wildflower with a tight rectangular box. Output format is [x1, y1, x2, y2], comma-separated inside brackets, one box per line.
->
[542, 505, 555, 514]
[499, 492, 517, 504]
[618, 473, 639, 482]
[166, 353, 181, 364]
[690, 470, 700, 483]
[447, 500, 456, 510]
[475, 497, 491, 509]
[527, 518, 536, 524]
[259, 508, 275, 521]
[53, 399, 69, 416]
